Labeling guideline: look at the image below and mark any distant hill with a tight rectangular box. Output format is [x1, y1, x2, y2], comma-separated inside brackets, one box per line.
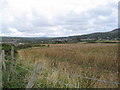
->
[0, 36, 51, 43]
[1, 28, 119, 43]
[70, 28, 119, 40]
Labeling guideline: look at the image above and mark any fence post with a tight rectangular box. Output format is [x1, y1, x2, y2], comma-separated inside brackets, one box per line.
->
[0, 50, 3, 89]
[10, 45, 14, 73]
[2, 50, 6, 71]
[26, 62, 43, 89]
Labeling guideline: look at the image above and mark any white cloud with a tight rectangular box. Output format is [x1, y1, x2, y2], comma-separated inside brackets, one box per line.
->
[9, 27, 23, 36]
[0, 0, 119, 37]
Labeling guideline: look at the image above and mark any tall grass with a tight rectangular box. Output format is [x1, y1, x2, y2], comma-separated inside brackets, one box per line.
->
[18, 43, 118, 88]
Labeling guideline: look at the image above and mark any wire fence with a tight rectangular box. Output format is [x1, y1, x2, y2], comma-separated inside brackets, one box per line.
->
[42, 68, 120, 85]
[58, 71, 120, 85]
[13, 61, 79, 88]
[5, 60, 120, 87]
[4, 60, 78, 88]
[2, 49, 120, 88]
[43, 76, 79, 88]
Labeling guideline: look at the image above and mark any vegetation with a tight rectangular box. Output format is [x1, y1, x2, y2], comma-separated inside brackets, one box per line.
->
[17, 43, 118, 88]
[1, 43, 48, 88]
[1, 44, 27, 88]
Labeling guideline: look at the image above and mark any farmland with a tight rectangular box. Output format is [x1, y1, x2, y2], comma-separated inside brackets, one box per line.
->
[1, 0, 119, 88]
[17, 43, 118, 88]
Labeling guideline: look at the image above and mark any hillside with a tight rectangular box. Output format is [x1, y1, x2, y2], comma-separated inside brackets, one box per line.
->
[1, 28, 119, 43]
[71, 28, 119, 40]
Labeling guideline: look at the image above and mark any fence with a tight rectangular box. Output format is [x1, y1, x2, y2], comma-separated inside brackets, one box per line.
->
[1, 46, 120, 88]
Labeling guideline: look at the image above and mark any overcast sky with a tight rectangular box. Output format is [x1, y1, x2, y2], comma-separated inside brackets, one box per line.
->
[0, 0, 119, 37]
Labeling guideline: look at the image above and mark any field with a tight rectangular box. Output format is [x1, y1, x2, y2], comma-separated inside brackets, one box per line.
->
[17, 43, 119, 88]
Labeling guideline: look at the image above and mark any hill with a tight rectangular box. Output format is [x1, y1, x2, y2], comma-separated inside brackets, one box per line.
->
[1, 28, 119, 44]
[71, 28, 119, 40]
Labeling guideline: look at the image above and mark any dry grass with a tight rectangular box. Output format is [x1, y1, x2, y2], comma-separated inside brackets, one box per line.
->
[18, 43, 118, 88]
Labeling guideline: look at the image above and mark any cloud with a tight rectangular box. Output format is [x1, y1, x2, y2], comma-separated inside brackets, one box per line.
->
[0, 0, 119, 37]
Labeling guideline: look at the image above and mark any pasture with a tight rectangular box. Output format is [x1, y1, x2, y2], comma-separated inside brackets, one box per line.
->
[17, 43, 119, 88]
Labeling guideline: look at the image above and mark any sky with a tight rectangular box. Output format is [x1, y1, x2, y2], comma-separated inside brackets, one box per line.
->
[0, 0, 119, 37]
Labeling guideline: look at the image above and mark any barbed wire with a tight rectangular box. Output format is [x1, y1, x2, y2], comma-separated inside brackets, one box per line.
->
[59, 71, 120, 85]
[43, 68, 120, 85]
[14, 63, 33, 73]
[12, 61, 79, 88]
[15, 64, 79, 88]
[42, 76, 79, 88]
[5, 60, 32, 73]
[5, 60, 120, 86]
